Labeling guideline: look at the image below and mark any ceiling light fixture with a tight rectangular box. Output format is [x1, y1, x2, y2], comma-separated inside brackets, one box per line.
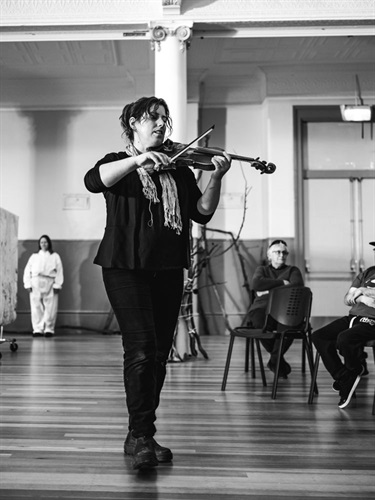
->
[340, 75, 373, 122]
[340, 104, 372, 122]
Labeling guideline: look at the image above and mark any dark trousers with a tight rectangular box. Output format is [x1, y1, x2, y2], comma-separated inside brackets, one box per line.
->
[312, 315, 375, 380]
[248, 308, 294, 361]
[102, 267, 184, 438]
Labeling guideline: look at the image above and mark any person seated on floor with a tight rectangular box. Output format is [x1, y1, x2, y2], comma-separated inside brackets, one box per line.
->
[248, 239, 304, 378]
[312, 241, 375, 409]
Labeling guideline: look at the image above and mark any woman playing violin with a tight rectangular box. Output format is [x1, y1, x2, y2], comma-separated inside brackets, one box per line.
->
[84, 96, 231, 470]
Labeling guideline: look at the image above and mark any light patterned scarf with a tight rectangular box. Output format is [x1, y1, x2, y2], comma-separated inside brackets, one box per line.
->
[125, 143, 182, 235]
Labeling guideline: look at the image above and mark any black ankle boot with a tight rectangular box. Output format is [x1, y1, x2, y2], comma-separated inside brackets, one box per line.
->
[124, 431, 173, 463]
[131, 436, 158, 470]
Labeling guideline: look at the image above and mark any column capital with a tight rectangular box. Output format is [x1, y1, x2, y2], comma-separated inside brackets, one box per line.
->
[149, 22, 193, 52]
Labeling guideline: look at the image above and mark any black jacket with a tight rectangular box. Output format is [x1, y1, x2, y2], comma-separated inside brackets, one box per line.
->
[84, 151, 212, 270]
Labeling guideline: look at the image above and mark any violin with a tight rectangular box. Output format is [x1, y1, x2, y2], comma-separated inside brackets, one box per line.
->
[160, 125, 276, 175]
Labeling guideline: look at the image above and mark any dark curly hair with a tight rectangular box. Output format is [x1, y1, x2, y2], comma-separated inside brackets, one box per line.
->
[38, 234, 53, 253]
[119, 96, 173, 143]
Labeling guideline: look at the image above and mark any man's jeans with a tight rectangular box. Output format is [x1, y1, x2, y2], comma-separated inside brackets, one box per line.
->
[103, 267, 183, 437]
[312, 315, 375, 380]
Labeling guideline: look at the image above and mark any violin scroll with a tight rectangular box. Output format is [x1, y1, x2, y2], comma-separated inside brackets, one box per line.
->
[251, 158, 277, 175]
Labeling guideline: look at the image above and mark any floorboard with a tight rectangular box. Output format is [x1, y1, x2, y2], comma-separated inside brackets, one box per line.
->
[0, 331, 374, 500]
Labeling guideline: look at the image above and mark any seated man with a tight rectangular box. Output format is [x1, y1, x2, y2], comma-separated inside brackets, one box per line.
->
[248, 239, 304, 378]
[312, 241, 375, 409]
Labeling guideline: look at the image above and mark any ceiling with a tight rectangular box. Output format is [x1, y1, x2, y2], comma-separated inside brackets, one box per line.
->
[0, 33, 374, 108]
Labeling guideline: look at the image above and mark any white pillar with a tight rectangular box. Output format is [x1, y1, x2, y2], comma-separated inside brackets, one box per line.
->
[150, 24, 192, 143]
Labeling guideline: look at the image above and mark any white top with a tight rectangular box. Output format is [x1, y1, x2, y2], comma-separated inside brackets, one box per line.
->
[23, 250, 64, 289]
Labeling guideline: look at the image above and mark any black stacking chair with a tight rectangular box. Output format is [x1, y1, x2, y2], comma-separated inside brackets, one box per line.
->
[309, 339, 375, 414]
[221, 285, 316, 400]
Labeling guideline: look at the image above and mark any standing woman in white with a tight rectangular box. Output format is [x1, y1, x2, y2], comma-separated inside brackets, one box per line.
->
[23, 235, 64, 337]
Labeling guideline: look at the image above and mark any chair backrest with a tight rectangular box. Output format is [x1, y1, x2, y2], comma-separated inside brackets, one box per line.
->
[264, 285, 312, 334]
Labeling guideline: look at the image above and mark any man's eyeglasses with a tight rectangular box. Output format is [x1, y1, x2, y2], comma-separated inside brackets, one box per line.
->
[272, 250, 289, 256]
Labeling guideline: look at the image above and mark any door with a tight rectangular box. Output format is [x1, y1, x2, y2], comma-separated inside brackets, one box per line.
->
[295, 106, 375, 320]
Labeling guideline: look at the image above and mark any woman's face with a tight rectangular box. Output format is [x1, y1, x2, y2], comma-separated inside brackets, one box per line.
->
[39, 237, 49, 252]
[131, 105, 168, 152]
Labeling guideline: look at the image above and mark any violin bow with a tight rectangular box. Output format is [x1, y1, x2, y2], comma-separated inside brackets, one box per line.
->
[170, 125, 276, 174]
[170, 125, 215, 163]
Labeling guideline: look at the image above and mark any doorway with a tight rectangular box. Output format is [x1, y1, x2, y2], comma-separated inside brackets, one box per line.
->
[295, 106, 375, 324]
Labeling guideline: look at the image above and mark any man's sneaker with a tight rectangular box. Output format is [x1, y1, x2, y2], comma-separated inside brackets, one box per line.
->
[333, 379, 356, 399]
[362, 360, 369, 376]
[332, 380, 342, 393]
[338, 366, 364, 409]
[124, 431, 173, 463]
[360, 350, 368, 376]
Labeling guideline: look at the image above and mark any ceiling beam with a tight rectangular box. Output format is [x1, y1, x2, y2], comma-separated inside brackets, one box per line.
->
[1, 23, 374, 42]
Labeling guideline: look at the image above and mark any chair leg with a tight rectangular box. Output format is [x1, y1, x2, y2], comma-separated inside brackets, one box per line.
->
[221, 334, 235, 391]
[245, 338, 257, 379]
[272, 335, 284, 399]
[250, 338, 256, 378]
[245, 338, 250, 373]
[304, 336, 318, 395]
[301, 338, 306, 373]
[255, 339, 267, 387]
[308, 351, 320, 404]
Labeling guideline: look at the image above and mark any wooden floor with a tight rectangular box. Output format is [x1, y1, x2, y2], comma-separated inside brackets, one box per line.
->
[0, 331, 374, 500]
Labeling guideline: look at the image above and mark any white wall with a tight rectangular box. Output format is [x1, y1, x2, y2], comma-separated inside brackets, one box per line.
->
[206, 99, 300, 240]
[1, 97, 352, 241]
[1, 111, 36, 238]
[0, 108, 120, 239]
[3, 96, 366, 331]
[267, 99, 296, 238]
[0, 105, 201, 241]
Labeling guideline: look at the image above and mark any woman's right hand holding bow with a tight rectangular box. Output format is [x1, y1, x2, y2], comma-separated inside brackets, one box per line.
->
[135, 151, 173, 174]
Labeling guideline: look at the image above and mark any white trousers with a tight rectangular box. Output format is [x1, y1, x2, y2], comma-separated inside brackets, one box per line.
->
[29, 276, 59, 333]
